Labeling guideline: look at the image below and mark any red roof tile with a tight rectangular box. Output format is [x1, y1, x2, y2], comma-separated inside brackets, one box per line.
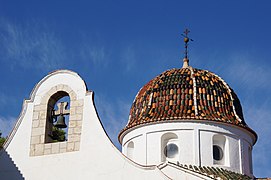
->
[119, 68, 257, 142]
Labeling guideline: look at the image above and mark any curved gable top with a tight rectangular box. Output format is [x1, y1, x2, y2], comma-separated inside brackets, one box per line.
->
[2, 70, 89, 150]
[29, 69, 89, 104]
[0, 69, 170, 180]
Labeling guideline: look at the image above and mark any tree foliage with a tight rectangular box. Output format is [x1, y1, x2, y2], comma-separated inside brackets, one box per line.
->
[0, 131, 6, 149]
[50, 127, 66, 142]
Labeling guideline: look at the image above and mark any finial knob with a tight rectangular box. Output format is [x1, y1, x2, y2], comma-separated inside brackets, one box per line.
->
[184, 37, 189, 43]
[181, 28, 193, 68]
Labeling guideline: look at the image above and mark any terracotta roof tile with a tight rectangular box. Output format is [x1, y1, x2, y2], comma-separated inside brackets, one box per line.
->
[167, 162, 252, 180]
[119, 68, 257, 142]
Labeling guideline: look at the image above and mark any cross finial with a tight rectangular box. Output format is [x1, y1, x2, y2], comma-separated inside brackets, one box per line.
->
[181, 28, 193, 68]
[53, 102, 70, 117]
[184, 28, 190, 37]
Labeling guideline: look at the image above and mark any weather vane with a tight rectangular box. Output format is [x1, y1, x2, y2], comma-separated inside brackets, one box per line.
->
[181, 28, 193, 59]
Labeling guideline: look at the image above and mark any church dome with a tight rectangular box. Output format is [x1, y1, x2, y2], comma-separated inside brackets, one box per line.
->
[119, 66, 257, 141]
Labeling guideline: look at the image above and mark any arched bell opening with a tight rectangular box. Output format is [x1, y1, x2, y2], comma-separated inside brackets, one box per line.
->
[45, 91, 70, 143]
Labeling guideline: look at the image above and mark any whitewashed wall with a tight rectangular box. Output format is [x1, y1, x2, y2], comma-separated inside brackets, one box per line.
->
[0, 70, 168, 180]
[121, 120, 255, 177]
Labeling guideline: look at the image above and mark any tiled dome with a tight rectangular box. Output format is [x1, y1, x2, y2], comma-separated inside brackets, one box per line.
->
[119, 67, 257, 140]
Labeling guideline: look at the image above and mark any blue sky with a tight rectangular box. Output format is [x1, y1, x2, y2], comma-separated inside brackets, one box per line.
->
[0, 0, 270, 177]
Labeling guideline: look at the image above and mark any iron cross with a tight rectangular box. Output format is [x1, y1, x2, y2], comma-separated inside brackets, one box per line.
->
[53, 102, 70, 117]
[182, 28, 193, 59]
[184, 28, 190, 37]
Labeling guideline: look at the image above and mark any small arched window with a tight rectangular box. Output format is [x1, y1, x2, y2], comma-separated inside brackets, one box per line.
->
[212, 134, 226, 165]
[127, 141, 134, 159]
[161, 133, 179, 162]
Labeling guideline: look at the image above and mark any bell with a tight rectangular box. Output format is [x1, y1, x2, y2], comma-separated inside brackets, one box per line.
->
[54, 115, 67, 128]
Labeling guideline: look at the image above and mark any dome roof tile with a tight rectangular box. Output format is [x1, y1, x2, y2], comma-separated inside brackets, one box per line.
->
[119, 67, 256, 141]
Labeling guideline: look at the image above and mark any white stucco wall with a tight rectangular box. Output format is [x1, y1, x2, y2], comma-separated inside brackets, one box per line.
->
[121, 120, 255, 177]
[0, 70, 169, 180]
